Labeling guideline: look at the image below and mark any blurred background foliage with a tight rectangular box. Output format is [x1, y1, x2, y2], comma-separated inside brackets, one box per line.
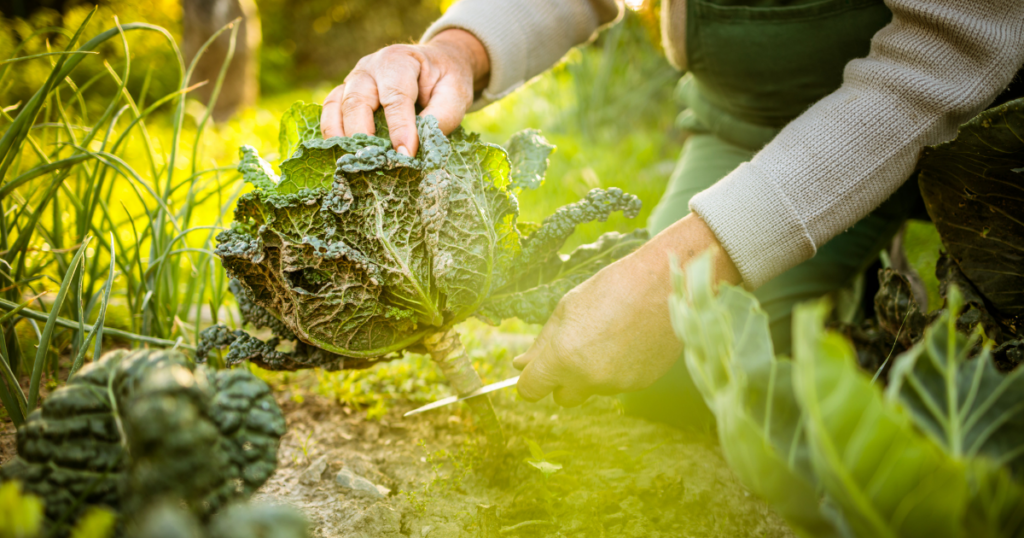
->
[0, 0, 689, 419]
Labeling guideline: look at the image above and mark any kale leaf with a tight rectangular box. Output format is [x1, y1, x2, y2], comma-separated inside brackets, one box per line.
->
[0, 349, 286, 536]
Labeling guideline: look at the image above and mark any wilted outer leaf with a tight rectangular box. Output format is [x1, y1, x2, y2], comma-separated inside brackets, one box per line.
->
[919, 97, 1024, 318]
[669, 254, 843, 538]
[887, 288, 1024, 477]
[793, 300, 968, 538]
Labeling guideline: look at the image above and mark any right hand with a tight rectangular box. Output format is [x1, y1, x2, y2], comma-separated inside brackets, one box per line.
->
[320, 29, 490, 156]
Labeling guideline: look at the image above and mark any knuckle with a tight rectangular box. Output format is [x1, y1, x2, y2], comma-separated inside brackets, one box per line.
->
[382, 43, 414, 55]
[341, 90, 374, 112]
[324, 84, 345, 103]
[379, 46, 421, 70]
[379, 86, 412, 108]
[384, 44, 425, 61]
[344, 66, 372, 84]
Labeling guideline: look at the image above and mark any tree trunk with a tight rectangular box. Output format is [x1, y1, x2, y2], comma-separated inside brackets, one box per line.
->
[181, 0, 261, 122]
[422, 329, 505, 450]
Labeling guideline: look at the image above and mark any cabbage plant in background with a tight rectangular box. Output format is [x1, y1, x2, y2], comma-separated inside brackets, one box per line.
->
[669, 97, 1024, 538]
[201, 103, 647, 447]
[670, 254, 1024, 538]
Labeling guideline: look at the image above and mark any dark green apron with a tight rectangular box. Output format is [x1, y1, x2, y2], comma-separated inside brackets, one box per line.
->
[622, 0, 926, 430]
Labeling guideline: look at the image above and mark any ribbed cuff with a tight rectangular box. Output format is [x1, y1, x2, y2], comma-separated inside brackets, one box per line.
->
[689, 163, 816, 289]
[422, 1, 530, 111]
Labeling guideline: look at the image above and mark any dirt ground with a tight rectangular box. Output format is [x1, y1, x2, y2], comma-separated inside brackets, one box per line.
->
[0, 333, 796, 538]
[256, 390, 796, 538]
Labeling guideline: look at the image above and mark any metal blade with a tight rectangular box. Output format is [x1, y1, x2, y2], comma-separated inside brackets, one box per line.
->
[403, 375, 520, 417]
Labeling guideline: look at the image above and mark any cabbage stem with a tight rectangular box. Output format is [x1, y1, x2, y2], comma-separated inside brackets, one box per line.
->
[423, 329, 505, 450]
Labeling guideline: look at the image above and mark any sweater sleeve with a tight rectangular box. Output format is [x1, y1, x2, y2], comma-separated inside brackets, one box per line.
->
[688, 0, 1024, 289]
[422, 0, 622, 110]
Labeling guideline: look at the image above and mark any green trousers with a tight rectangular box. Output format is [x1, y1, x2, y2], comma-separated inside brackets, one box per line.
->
[620, 133, 923, 430]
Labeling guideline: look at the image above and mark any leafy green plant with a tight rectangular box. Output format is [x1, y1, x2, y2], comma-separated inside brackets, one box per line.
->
[524, 438, 569, 479]
[204, 102, 647, 446]
[670, 253, 1024, 538]
[523, 459, 562, 515]
[0, 348, 288, 537]
[918, 98, 1024, 318]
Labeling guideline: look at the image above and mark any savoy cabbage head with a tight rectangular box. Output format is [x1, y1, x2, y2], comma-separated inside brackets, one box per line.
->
[214, 103, 645, 365]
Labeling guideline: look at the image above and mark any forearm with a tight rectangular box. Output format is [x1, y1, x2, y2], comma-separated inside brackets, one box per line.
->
[690, 0, 1024, 288]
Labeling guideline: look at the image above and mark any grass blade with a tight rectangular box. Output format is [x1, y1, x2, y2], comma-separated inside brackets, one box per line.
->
[0, 297, 193, 351]
[27, 236, 90, 410]
[69, 234, 115, 378]
[0, 296, 36, 425]
[0, 325, 27, 426]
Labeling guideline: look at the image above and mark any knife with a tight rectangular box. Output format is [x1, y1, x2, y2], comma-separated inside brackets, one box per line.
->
[403, 376, 520, 417]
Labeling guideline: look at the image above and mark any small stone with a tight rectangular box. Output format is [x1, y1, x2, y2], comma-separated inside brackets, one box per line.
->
[299, 455, 328, 485]
[335, 468, 385, 499]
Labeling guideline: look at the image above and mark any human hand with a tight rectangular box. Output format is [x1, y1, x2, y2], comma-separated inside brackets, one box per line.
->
[320, 29, 490, 156]
[512, 214, 742, 407]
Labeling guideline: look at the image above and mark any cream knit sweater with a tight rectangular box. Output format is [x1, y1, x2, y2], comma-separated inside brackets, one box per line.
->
[423, 0, 1024, 289]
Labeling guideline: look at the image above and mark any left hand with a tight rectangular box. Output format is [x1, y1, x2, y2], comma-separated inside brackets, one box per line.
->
[512, 214, 742, 407]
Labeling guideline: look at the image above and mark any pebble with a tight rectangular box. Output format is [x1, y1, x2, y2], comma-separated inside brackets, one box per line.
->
[299, 455, 328, 485]
[335, 468, 387, 499]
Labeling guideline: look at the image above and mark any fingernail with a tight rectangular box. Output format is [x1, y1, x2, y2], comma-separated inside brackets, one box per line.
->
[396, 145, 410, 157]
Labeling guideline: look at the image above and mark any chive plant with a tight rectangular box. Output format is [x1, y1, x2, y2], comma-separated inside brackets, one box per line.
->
[0, 10, 245, 425]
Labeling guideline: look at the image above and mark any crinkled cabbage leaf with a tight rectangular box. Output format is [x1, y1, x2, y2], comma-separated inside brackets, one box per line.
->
[216, 102, 645, 361]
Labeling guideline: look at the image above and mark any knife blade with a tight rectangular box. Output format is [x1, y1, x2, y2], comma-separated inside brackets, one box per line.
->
[403, 376, 520, 417]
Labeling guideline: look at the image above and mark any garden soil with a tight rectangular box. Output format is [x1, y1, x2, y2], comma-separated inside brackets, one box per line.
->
[256, 391, 796, 538]
[0, 340, 796, 538]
